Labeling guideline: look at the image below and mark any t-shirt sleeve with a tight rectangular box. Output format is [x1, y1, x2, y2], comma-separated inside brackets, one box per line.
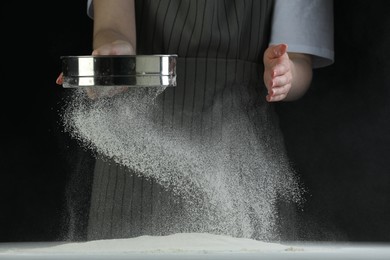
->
[269, 0, 334, 68]
[87, 0, 93, 19]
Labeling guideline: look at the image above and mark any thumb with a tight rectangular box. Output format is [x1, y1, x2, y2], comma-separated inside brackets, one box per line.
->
[56, 72, 64, 85]
[266, 43, 288, 59]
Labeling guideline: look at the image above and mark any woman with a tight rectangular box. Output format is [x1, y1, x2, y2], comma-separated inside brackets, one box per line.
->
[57, 0, 334, 242]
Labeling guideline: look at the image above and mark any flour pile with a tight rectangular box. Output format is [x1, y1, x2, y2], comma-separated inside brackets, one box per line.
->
[62, 86, 303, 241]
[0, 233, 292, 255]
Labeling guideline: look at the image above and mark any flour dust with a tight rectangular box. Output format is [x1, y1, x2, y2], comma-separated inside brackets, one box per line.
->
[61, 86, 303, 242]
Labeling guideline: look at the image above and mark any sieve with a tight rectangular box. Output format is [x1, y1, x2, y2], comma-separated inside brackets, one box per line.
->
[60, 55, 177, 88]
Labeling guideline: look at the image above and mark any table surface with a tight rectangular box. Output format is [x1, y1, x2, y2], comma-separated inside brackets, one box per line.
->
[1, 236, 390, 260]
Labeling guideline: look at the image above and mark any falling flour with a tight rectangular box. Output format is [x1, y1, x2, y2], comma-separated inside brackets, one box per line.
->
[61, 86, 303, 241]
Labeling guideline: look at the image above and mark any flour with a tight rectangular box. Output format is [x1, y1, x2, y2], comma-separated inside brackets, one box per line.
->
[62, 86, 303, 241]
[4, 234, 390, 258]
[0, 233, 289, 255]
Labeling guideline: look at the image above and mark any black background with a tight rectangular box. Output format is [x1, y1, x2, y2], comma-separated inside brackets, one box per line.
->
[1, 1, 389, 242]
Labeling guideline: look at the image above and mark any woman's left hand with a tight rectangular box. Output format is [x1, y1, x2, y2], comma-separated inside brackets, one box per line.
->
[263, 44, 292, 102]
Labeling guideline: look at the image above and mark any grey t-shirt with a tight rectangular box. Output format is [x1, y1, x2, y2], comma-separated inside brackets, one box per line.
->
[87, 0, 334, 68]
[269, 0, 334, 68]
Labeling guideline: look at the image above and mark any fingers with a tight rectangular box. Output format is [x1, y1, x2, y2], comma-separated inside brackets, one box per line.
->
[86, 41, 134, 99]
[264, 44, 288, 61]
[265, 74, 292, 102]
[270, 62, 289, 78]
[263, 43, 292, 102]
[270, 68, 292, 87]
[56, 72, 64, 85]
[266, 83, 291, 102]
[92, 40, 136, 56]
[265, 71, 292, 102]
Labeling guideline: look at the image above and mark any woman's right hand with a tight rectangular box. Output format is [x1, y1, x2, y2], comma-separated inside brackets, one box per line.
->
[56, 40, 136, 100]
[91, 40, 135, 56]
[85, 40, 136, 100]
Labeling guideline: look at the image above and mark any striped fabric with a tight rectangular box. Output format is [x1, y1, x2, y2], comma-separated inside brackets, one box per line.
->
[136, 0, 273, 60]
[86, 0, 300, 241]
[135, 0, 274, 141]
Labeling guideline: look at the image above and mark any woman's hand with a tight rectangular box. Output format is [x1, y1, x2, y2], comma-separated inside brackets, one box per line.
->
[91, 40, 135, 56]
[56, 72, 64, 85]
[55, 40, 135, 100]
[263, 44, 291, 102]
[85, 40, 135, 100]
[263, 44, 312, 102]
